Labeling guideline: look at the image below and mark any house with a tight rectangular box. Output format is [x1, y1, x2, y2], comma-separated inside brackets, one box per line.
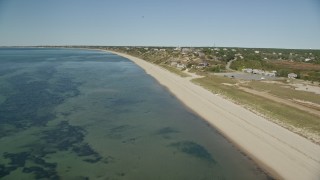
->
[170, 62, 178, 67]
[182, 48, 191, 54]
[305, 58, 311, 62]
[197, 62, 209, 68]
[288, 73, 297, 79]
[264, 72, 276, 77]
[242, 68, 253, 73]
[253, 69, 264, 74]
[174, 47, 181, 51]
[177, 64, 186, 69]
[254, 51, 260, 54]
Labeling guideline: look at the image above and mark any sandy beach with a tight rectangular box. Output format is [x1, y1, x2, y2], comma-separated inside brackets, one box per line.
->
[107, 50, 320, 180]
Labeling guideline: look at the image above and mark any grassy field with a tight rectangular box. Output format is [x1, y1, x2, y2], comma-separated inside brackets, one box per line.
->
[192, 76, 320, 141]
[241, 81, 320, 105]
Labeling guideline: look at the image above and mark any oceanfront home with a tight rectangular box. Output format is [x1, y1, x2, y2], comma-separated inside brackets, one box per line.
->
[288, 73, 298, 79]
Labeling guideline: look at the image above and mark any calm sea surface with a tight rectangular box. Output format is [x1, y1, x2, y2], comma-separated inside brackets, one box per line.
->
[0, 48, 271, 179]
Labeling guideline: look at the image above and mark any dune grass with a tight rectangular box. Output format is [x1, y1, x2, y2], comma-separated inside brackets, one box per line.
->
[159, 64, 190, 77]
[192, 76, 320, 139]
[245, 81, 320, 104]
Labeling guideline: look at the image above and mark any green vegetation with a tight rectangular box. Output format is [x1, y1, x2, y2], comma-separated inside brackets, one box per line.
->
[242, 81, 320, 105]
[103, 46, 320, 82]
[159, 64, 190, 77]
[192, 76, 320, 137]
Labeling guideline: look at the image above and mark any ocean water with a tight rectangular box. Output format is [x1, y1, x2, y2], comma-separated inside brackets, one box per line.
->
[0, 48, 271, 180]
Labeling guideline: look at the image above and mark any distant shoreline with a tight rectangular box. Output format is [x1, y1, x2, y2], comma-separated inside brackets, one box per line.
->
[103, 50, 320, 180]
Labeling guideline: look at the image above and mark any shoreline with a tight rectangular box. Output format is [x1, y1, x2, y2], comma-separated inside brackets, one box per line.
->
[106, 50, 320, 180]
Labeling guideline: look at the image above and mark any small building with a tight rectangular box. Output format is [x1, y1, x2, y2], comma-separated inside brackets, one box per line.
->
[197, 62, 209, 68]
[170, 62, 178, 67]
[288, 73, 297, 79]
[177, 64, 186, 69]
[253, 69, 264, 75]
[242, 68, 253, 73]
[182, 48, 191, 54]
[174, 47, 181, 51]
[264, 72, 276, 77]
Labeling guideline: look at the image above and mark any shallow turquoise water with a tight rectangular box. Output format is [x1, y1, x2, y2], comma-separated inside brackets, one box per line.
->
[0, 48, 271, 179]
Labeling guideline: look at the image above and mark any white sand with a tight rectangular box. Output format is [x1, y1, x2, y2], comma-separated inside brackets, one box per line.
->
[108, 51, 320, 180]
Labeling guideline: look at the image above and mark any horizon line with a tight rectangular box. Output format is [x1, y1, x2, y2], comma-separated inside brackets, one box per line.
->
[0, 45, 319, 51]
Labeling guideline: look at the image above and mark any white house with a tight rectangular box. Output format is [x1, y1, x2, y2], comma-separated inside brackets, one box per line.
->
[177, 64, 186, 69]
[253, 69, 264, 74]
[288, 73, 298, 79]
[170, 62, 178, 67]
[174, 47, 181, 51]
[265, 72, 276, 77]
[242, 68, 253, 73]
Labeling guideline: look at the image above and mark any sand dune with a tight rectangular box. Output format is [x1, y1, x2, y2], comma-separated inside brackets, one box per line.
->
[108, 51, 320, 180]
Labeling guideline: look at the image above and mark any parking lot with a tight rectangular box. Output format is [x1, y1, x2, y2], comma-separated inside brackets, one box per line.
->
[214, 72, 277, 81]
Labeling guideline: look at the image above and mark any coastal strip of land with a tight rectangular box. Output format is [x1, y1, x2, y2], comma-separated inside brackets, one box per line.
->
[107, 50, 320, 180]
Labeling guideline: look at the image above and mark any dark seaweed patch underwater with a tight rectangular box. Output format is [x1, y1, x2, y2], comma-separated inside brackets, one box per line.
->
[0, 49, 103, 179]
[169, 141, 216, 163]
[0, 48, 272, 180]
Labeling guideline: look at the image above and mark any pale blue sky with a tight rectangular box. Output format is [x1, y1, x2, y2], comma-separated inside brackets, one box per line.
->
[0, 0, 319, 49]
